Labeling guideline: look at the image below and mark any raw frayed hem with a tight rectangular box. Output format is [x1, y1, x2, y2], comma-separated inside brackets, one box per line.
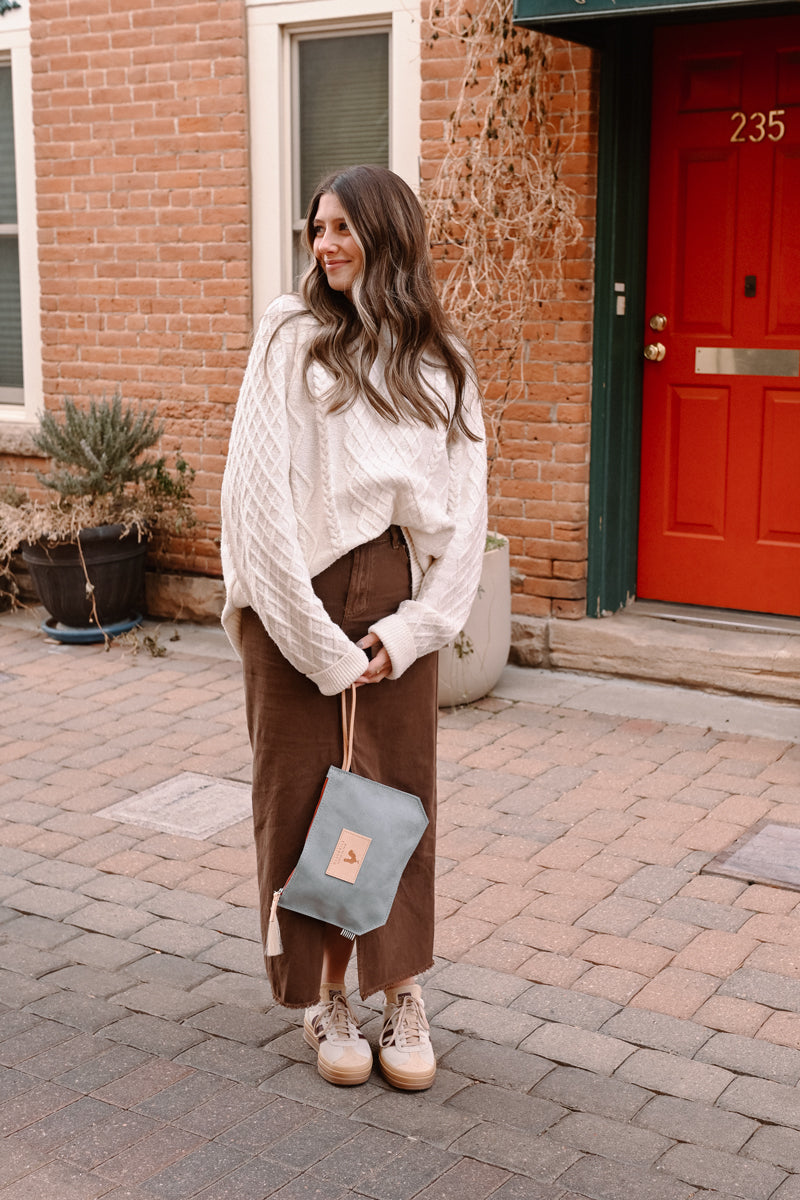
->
[266, 957, 436, 1010]
[262, 961, 317, 1010]
[271, 996, 315, 1011]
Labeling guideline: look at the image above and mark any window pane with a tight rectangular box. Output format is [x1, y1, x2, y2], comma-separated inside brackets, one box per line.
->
[0, 237, 23, 393]
[298, 33, 389, 218]
[0, 64, 17, 224]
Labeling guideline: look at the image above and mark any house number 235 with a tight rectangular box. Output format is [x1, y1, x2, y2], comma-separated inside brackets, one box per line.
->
[730, 109, 786, 143]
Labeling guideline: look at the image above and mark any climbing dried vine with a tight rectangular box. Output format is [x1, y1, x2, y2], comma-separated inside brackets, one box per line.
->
[423, 0, 583, 504]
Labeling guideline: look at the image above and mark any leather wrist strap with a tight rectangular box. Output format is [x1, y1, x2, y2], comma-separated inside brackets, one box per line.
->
[340, 684, 357, 772]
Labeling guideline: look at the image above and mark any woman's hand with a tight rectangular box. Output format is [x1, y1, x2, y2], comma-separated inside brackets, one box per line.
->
[354, 632, 393, 686]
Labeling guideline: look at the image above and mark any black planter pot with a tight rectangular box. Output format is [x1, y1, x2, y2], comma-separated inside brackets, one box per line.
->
[21, 524, 147, 629]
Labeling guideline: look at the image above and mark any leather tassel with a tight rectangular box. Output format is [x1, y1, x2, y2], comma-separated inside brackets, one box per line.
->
[266, 889, 284, 956]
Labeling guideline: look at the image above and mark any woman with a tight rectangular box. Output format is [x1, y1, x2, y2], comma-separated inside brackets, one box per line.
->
[221, 165, 487, 1091]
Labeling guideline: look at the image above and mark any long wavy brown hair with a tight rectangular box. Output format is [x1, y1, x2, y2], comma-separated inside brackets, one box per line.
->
[293, 165, 480, 440]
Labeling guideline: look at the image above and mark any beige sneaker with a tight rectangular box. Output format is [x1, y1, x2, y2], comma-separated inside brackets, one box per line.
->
[378, 983, 436, 1091]
[303, 985, 373, 1086]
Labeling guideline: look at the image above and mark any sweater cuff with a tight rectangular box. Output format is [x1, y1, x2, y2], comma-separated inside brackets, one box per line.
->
[309, 644, 370, 696]
[369, 613, 417, 680]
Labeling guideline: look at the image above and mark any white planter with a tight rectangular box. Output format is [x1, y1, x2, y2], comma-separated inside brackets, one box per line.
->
[438, 538, 511, 707]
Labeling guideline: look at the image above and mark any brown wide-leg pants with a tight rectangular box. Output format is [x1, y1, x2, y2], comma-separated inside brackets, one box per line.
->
[240, 527, 438, 1008]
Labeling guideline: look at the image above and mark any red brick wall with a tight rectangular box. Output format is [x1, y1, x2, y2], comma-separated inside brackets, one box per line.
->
[23, 0, 251, 575]
[5, 3, 600, 623]
[420, 15, 599, 621]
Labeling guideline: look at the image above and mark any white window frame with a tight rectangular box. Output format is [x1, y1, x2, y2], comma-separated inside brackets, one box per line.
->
[0, 6, 42, 425]
[290, 23, 391, 282]
[246, 0, 421, 323]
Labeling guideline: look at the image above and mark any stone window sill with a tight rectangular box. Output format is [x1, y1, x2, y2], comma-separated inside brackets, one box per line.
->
[0, 423, 46, 457]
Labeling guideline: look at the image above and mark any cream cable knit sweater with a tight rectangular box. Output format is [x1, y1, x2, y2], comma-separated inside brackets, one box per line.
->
[221, 294, 488, 696]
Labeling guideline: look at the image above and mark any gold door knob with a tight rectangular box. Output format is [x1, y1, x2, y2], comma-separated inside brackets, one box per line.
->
[649, 313, 667, 332]
[644, 342, 666, 362]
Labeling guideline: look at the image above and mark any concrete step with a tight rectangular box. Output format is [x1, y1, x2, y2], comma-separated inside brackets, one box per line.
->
[512, 604, 800, 705]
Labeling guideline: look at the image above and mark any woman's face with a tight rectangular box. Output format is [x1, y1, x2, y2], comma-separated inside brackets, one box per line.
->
[312, 192, 364, 297]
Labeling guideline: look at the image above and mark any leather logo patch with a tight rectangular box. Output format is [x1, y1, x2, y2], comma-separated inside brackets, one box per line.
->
[325, 829, 372, 884]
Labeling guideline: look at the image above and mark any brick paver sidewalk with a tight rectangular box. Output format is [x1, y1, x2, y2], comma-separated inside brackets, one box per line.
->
[0, 613, 799, 1200]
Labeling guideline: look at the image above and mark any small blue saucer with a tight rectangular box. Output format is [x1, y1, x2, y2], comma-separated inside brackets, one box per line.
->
[42, 613, 143, 644]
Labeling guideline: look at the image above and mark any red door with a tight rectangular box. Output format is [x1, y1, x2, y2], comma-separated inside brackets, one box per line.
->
[637, 17, 800, 617]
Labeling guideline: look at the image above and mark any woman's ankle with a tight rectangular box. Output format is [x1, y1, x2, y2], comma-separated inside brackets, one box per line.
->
[319, 978, 346, 995]
[384, 977, 418, 1003]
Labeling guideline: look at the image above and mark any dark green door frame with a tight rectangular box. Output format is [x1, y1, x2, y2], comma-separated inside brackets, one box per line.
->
[585, 23, 652, 616]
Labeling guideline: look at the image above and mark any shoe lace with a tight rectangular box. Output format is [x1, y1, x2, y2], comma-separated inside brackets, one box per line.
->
[380, 993, 430, 1052]
[318, 992, 361, 1044]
